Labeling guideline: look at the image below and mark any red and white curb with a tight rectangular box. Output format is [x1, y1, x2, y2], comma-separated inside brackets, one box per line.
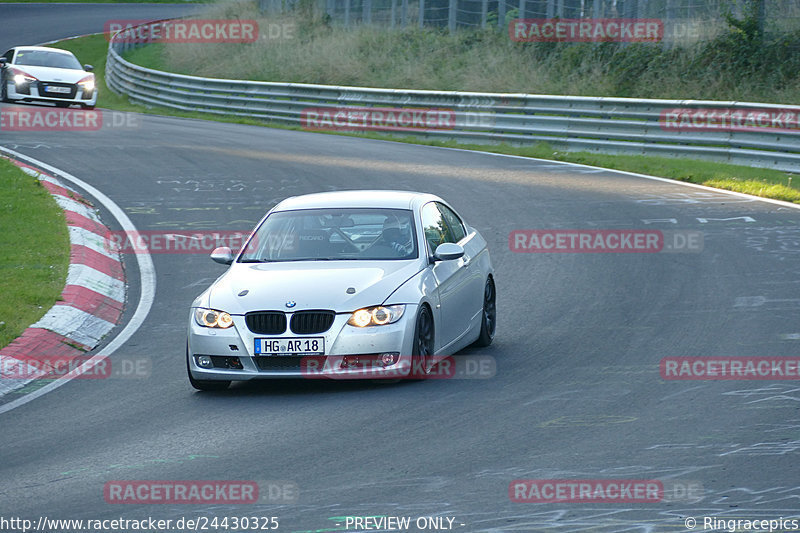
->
[0, 158, 126, 396]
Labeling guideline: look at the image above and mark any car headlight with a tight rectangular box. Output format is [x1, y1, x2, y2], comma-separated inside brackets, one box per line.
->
[194, 308, 234, 329]
[11, 69, 36, 85]
[78, 75, 95, 93]
[347, 305, 405, 327]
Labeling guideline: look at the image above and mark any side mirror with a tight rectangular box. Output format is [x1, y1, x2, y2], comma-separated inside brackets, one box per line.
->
[84, 64, 93, 72]
[0, 58, 6, 67]
[210, 246, 233, 265]
[433, 242, 465, 261]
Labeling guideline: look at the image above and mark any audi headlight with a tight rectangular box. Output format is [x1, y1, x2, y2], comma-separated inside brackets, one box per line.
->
[78, 75, 95, 93]
[194, 308, 234, 329]
[12, 69, 36, 86]
[347, 305, 405, 327]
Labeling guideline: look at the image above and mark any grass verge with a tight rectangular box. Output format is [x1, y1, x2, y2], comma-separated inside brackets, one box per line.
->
[128, 1, 800, 104]
[50, 34, 800, 205]
[0, 159, 70, 350]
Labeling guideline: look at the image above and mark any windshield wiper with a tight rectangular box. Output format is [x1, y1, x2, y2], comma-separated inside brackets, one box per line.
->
[238, 258, 273, 263]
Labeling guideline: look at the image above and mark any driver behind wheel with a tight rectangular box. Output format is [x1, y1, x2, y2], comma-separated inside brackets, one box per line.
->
[376, 216, 413, 258]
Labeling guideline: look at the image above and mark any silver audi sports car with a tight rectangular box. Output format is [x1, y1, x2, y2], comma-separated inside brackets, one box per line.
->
[187, 190, 496, 390]
[0, 46, 97, 109]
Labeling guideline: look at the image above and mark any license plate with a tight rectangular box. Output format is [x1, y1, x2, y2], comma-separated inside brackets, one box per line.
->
[45, 86, 71, 94]
[254, 337, 324, 355]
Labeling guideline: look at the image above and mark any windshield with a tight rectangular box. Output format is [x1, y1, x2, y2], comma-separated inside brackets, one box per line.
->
[14, 50, 82, 70]
[239, 208, 418, 262]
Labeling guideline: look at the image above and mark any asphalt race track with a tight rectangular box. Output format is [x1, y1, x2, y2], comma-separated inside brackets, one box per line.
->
[0, 3, 201, 51]
[1, 5, 799, 532]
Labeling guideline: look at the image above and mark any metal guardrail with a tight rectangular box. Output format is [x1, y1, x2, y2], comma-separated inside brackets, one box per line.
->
[106, 21, 800, 173]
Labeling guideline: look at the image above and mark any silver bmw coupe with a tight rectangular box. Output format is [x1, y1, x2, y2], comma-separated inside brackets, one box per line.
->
[186, 190, 495, 390]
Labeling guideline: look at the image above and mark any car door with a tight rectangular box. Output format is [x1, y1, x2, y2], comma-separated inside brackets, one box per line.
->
[438, 202, 485, 325]
[421, 202, 474, 351]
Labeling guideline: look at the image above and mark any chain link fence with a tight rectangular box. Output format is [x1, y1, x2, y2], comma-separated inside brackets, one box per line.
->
[258, 0, 799, 42]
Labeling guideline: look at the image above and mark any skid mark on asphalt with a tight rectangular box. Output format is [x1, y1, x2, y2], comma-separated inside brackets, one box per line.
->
[631, 191, 756, 205]
[155, 177, 300, 194]
[537, 415, 638, 428]
[58, 454, 220, 478]
[723, 384, 800, 405]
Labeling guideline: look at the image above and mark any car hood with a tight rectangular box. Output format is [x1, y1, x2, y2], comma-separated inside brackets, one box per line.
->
[208, 260, 423, 314]
[12, 65, 88, 83]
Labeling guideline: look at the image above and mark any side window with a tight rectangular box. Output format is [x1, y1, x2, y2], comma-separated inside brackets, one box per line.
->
[421, 202, 447, 254]
[437, 203, 466, 243]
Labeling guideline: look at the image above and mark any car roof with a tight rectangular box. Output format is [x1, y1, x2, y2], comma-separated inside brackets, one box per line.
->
[12, 46, 75, 56]
[273, 190, 444, 211]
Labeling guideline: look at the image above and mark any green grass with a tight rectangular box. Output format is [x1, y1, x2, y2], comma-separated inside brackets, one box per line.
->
[0, 159, 70, 351]
[50, 34, 800, 205]
[125, 1, 800, 104]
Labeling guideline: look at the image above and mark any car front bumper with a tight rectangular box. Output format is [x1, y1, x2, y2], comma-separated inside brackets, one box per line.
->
[187, 305, 420, 381]
[5, 79, 97, 106]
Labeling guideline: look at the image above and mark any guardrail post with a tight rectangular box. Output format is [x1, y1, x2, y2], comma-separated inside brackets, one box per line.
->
[546, 0, 554, 18]
[345, 0, 351, 26]
[518, 0, 525, 20]
[401, 0, 408, 26]
[391, 0, 397, 27]
[449, 0, 457, 32]
[419, 0, 425, 28]
[480, 0, 488, 28]
[498, 0, 506, 30]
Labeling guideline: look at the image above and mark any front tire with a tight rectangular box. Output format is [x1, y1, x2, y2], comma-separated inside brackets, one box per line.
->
[474, 277, 496, 347]
[186, 346, 230, 391]
[410, 305, 434, 378]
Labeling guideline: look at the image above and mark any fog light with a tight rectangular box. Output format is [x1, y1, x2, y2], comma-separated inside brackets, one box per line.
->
[380, 353, 399, 366]
[197, 355, 212, 368]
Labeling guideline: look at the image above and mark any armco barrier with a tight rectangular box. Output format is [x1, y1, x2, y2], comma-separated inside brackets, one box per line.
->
[105, 20, 800, 173]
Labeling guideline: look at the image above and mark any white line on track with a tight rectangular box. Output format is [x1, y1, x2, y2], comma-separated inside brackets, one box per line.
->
[0, 147, 157, 415]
